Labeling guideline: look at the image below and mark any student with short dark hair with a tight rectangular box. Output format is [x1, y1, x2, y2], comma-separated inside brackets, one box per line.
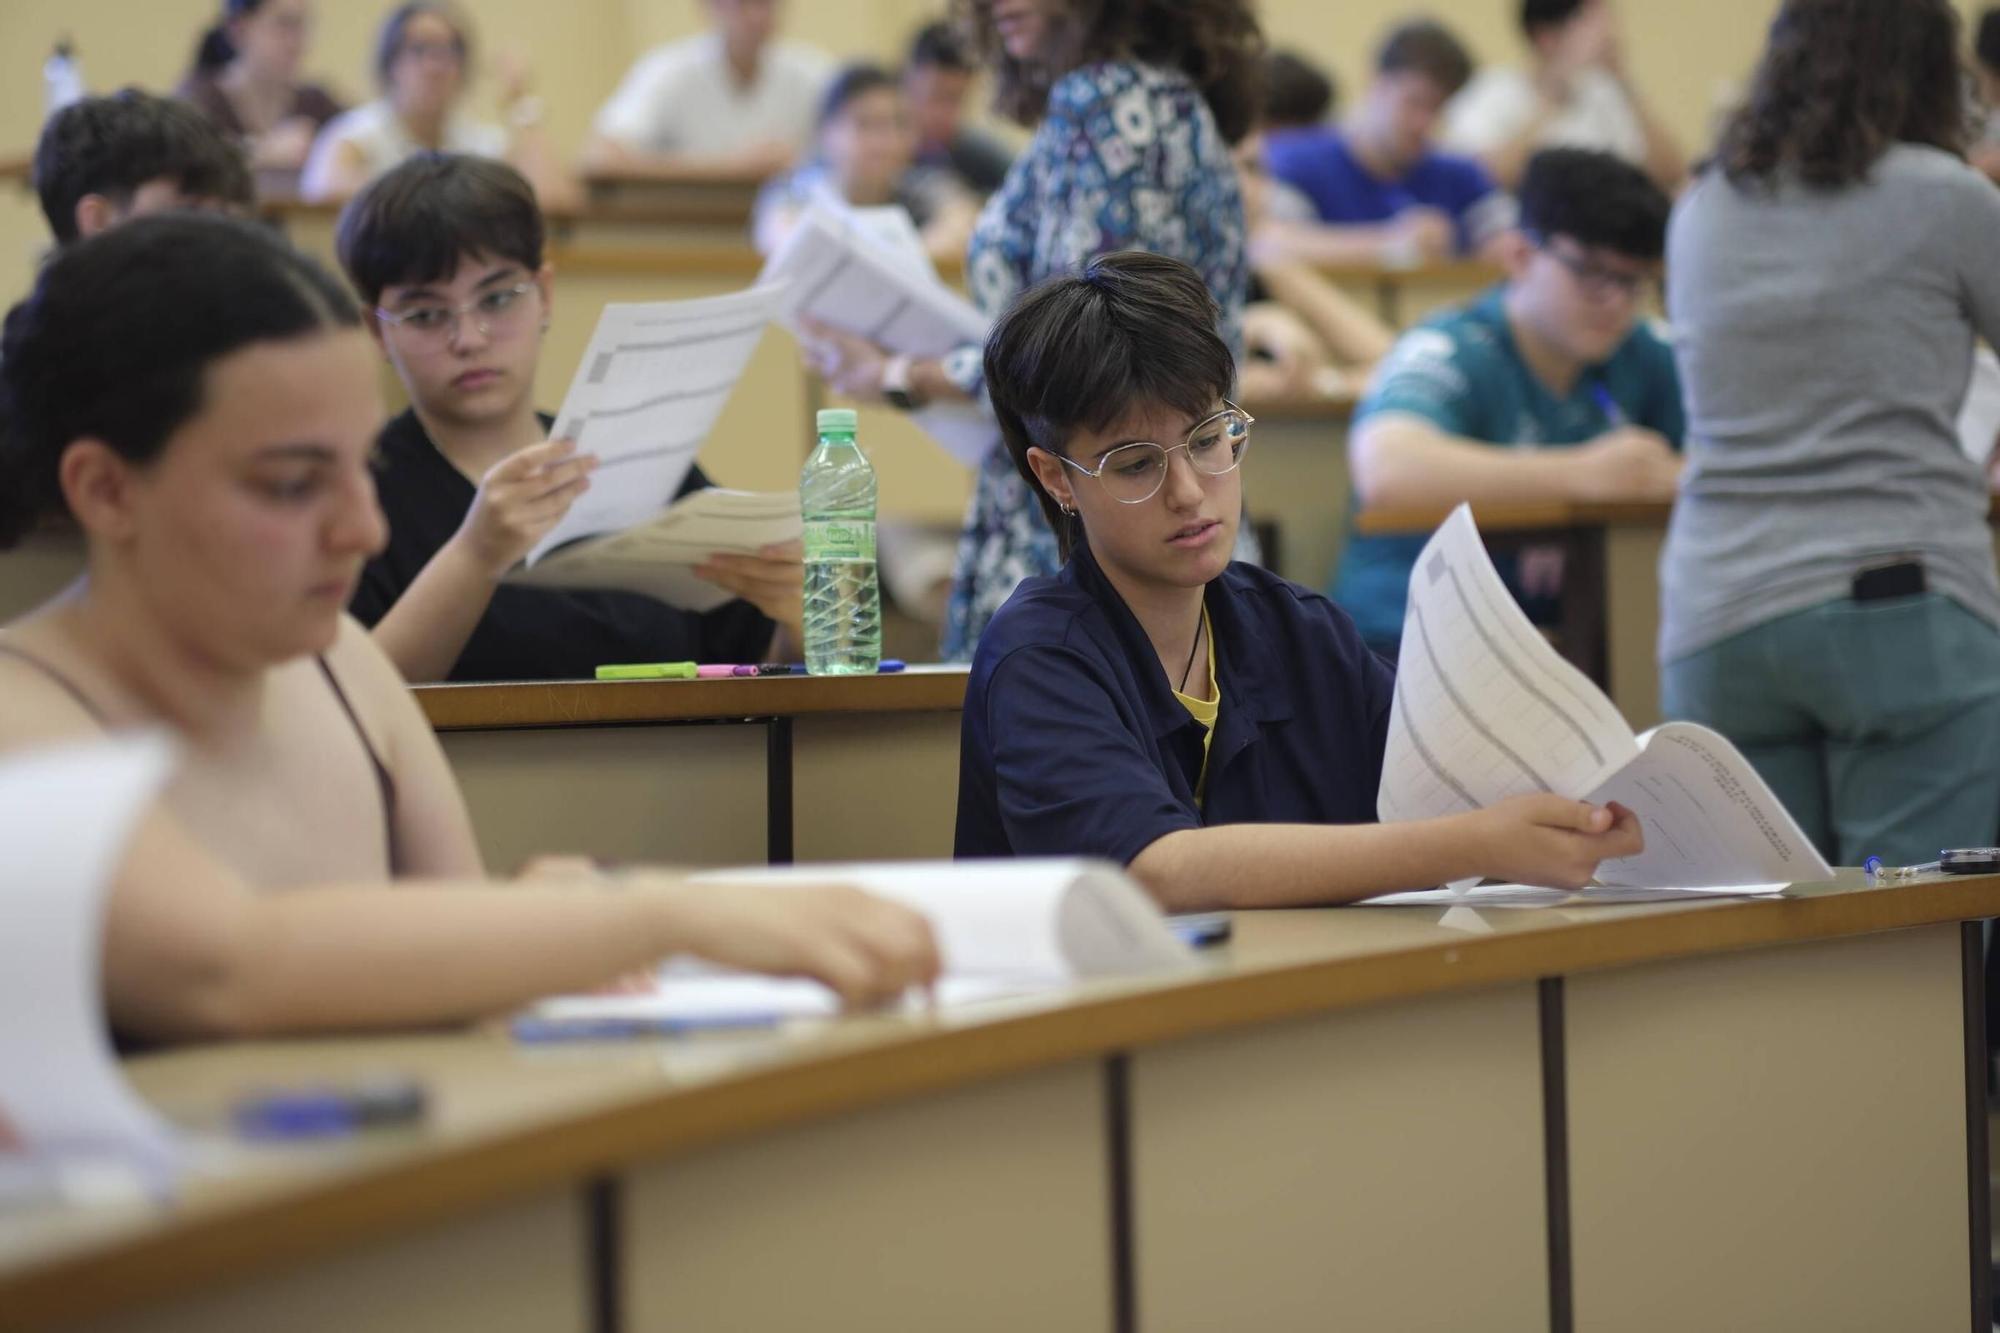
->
[955, 251, 1644, 906]
[0, 212, 937, 1043]
[34, 90, 255, 245]
[1260, 49, 1335, 132]
[1334, 148, 1683, 656]
[1260, 22, 1513, 267]
[904, 21, 1013, 195]
[752, 61, 978, 260]
[1443, 0, 1683, 192]
[338, 153, 803, 683]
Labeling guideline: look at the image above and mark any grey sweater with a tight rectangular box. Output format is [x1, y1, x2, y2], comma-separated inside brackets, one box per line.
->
[1660, 145, 2000, 663]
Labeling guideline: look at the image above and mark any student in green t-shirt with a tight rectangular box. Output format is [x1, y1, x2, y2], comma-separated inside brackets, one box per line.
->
[1333, 147, 1684, 655]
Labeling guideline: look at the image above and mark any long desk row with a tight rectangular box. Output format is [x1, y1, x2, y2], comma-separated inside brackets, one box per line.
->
[0, 873, 1990, 1332]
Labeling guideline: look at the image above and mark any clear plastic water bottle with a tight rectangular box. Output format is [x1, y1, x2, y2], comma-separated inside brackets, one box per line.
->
[43, 38, 85, 119]
[801, 407, 880, 675]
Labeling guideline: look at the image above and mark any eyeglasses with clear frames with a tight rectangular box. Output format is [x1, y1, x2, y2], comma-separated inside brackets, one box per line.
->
[375, 281, 538, 347]
[1052, 402, 1254, 505]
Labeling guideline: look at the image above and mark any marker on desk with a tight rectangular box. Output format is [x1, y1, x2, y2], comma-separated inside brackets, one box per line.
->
[596, 661, 697, 680]
[231, 1078, 427, 1142]
[511, 1011, 786, 1043]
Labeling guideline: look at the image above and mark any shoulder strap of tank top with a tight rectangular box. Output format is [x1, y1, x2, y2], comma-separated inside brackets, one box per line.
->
[313, 655, 404, 876]
[0, 641, 109, 723]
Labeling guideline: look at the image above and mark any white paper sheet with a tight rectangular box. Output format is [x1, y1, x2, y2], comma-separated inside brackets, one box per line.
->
[760, 202, 997, 466]
[0, 734, 181, 1197]
[1957, 346, 2000, 467]
[1363, 882, 1788, 909]
[1378, 505, 1833, 889]
[527, 286, 784, 564]
[508, 488, 801, 612]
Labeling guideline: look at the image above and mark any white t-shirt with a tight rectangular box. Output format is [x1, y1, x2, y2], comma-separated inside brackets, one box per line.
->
[300, 100, 509, 198]
[1442, 66, 1647, 167]
[591, 33, 833, 157]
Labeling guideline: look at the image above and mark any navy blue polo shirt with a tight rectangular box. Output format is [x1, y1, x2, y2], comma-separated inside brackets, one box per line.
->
[955, 542, 1395, 864]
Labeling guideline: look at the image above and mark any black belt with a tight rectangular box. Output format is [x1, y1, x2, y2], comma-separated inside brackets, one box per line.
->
[1851, 560, 1926, 602]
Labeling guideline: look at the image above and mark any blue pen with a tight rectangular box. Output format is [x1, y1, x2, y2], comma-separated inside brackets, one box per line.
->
[1591, 383, 1627, 429]
[511, 1011, 786, 1042]
[231, 1078, 427, 1141]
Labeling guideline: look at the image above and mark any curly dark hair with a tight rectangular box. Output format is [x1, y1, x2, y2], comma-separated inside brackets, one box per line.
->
[952, 0, 1264, 143]
[1715, 0, 1967, 189]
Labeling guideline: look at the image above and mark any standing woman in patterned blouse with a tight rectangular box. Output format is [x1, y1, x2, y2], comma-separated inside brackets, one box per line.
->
[800, 0, 1262, 659]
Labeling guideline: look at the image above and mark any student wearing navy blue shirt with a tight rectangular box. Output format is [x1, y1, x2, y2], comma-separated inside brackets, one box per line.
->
[1260, 25, 1514, 268]
[955, 252, 1643, 908]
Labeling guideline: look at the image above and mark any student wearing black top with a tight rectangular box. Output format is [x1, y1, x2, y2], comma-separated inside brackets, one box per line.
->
[957, 252, 1644, 908]
[338, 153, 804, 681]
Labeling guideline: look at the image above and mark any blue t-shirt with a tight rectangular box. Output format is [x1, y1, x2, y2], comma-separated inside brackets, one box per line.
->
[1331, 286, 1686, 647]
[1262, 126, 1510, 255]
[955, 541, 1395, 864]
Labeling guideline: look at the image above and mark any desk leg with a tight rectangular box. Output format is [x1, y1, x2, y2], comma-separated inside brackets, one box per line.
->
[766, 717, 793, 865]
[1964, 923, 1992, 1326]
[1566, 925, 1971, 1331]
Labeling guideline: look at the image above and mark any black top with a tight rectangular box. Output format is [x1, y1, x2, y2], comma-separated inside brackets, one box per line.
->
[955, 541, 1395, 864]
[352, 410, 775, 682]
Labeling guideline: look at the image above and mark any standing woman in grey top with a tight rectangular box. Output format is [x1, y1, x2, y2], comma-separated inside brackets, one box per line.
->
[1662, 0, 2000, 865]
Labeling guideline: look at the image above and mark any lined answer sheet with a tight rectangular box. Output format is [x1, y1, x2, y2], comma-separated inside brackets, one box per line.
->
[1378, 504, 1635, 821]
[761, 202, 995, 465]
[527, 285, 784, 565]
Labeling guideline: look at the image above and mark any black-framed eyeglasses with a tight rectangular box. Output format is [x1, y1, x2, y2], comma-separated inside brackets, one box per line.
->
[1052, 402, 1254, 505]
[375, 281, 538, 346]
[1532, 235, 1653, 302]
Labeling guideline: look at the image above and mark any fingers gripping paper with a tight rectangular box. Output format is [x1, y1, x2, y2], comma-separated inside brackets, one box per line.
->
[1378, 506, 1833, 888]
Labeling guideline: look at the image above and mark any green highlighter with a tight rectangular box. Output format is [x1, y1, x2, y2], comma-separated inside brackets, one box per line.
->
[595, 662, 698, 680]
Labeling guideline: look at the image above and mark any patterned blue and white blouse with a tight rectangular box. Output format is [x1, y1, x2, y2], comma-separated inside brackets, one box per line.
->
[938, 59, 1251, 661]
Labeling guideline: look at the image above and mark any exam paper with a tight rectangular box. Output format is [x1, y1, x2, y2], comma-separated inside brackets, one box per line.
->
[761, 201, 997, 466]
[509, 488, 801, 612]
[1378, 505, 1833, 888]
[0, 735, 181, 1196]
[527, 286, 784, 565]
[1363, 882, 1787, 909]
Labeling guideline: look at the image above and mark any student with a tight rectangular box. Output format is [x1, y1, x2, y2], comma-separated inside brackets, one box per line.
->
[177, 0, 345, 173]
[34, 91, 255, 246]
[1333, 148, 1682, 657]
[753, 63, 978, 262]
[300, 2, 571, 208]
[585, 0, 832, 180]
[1663, 0, 2000, 865]
[955, 252, 1642, 906]
[1443, 0, 1684, 193]
[1261, 48, 1337, 134]
[0, 214, 937, 1043]
[338, 154, 803, 683]
[1260, 23, 1514, 267]
[902, 21, 1014, 196]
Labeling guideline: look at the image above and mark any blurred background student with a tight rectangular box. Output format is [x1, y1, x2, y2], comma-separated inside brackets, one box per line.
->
[902, 20, 1014, 197]
[300, 2, 572, 208]
[752, 62, 978, 261]
[176, 0, 344, 175]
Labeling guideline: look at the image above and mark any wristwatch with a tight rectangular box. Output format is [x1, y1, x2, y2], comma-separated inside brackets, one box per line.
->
[881, 354, 920, 412]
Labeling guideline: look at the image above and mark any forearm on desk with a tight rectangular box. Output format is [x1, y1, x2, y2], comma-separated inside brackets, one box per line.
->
[1130, 820, 1486, 912]
[1352, 417, 1586, 510]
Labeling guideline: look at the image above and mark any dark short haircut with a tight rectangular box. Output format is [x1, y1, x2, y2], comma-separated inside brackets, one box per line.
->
[0, 214, 360, 547]
[819, 62, 900, 129]
[1715, 0, 1964, 189]
[374, 2, 470, 89]
[955, 0, 1264, 144]
[336, 153, 544, 307]
[984, 251, 1235, 557]
[1981, 8, 2000, 71]
[1262, 49, 1336, 129]
[1521, 0, 1589, 39]
[1376, 20, 1474, 98]
[1517, 148, 1669, 259]
[908, 20, 976, 73]
[191, 0, 270, 77]
[33, 90, 254, 245]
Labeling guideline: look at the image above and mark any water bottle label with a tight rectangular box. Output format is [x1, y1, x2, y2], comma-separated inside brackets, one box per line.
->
[804, 519, 875, 562]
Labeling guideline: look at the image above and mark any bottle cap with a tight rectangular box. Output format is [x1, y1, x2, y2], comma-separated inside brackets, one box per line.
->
[816, 408, 858, 434]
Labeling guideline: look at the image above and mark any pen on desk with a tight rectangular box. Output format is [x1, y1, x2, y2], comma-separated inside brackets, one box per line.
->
[1864, 857, 1941, 885]
[754, 661, 904, 676]
[231, 1078, 427, 1142]
[596, 661, 697, 680]
[1590, 383, 1627, 429]
[511, 1012, 786, 1042]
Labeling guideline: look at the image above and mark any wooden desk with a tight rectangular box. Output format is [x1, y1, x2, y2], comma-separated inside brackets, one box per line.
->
[1241, 391, 1357, 586]
[414, 671, 969, 870]
[2, 872, 1991, 1332]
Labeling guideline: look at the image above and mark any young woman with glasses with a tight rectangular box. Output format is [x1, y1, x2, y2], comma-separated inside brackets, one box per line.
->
[955, 253, 1645, 908]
